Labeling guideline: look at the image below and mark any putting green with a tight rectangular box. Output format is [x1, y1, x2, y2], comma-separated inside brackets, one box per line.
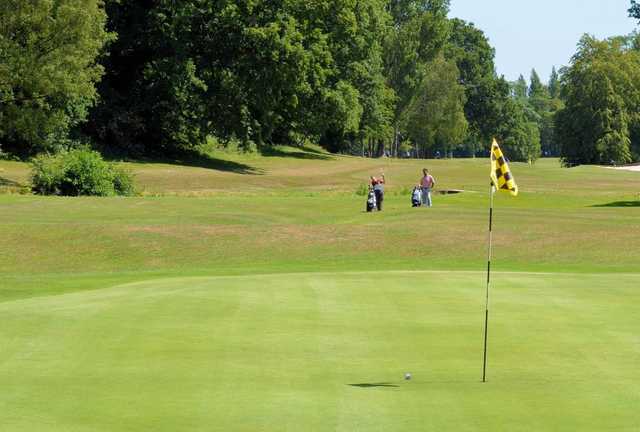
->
[1, 271, 638, 431]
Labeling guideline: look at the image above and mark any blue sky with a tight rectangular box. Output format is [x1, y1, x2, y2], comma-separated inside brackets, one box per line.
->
[448, 0, 638, 83]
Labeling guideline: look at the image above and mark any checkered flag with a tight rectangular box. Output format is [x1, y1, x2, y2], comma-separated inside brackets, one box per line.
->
[490, 139, 518, 196]
[483, 138, 518, 382]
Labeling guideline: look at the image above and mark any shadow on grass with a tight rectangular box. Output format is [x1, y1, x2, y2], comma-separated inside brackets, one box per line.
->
[259, 146, 333, 160]
[126, 149, 262, 175]
[348, 383, 400, 388]
[0, 177, 23, 187]
[591, 201, 640, 208]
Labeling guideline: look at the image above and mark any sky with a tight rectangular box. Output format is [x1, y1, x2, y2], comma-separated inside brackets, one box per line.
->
[448, 0, 638, 83]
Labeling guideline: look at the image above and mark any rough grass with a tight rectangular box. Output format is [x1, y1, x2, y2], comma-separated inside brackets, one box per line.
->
[1, 155, 638, 301]
[0, 148, 639, 430]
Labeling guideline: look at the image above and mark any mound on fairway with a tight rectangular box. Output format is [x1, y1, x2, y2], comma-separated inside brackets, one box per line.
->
[1, 271, 638, 431]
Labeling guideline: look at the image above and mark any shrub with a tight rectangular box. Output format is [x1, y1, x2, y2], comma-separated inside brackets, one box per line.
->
[59, 149, 116, 196]
[31, 154, 66, 195]
[31, 149, 134, 196]
[112, 166, 135, 196]
[355, 183, 369, 196]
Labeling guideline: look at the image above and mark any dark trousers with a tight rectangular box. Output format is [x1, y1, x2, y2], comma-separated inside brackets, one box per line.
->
[374, 190, 383, 211]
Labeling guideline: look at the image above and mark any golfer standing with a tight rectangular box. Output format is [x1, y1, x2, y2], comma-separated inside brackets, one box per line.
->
[371, 173, 385, 211]
[420, 169, 435, 207]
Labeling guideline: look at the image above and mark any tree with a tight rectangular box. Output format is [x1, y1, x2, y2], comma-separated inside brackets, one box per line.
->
[526, 69, 555, 156]
[85, 1, 209, 155]
[496, 98, 541, 163]
[630, 0, 640, 21]
[556, 35, 640, 165]
[384, 0, 451, 156]
[539, 68, 564, 156]
[528, 69, 545, 99]
[403, 56, 467, 158]
[88, 0, 395, 155]
[512, 75, 528, 100]
[318, 0, 395, 155]
[538, 98, 563, 157]
[0, 0, 112, 156]
[89, 0, 322, 154]
[557, 76, 631, 165]
[548, 66, 560, 98]
[446, 19, 501, 154]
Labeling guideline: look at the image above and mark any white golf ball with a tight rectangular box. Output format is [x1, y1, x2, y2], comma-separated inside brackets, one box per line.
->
[404, 372, 412, 380]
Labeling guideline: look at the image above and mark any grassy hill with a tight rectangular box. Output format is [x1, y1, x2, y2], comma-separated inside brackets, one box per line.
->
[1, 149, 638, 300]
[1, 148, 639, 431]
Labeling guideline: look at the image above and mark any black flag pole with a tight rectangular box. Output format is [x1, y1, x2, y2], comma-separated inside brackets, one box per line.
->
[482, 183, 495, 383]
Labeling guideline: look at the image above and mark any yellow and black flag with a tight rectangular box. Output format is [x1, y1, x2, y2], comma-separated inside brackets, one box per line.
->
[490, 139, 518, 196]
[482, 138, 518, 382]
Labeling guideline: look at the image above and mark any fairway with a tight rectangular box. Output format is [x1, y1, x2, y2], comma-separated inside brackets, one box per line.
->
[1, 271, 638, 431]
[5, 1, 640, 429]
[1, 154, 639, 430]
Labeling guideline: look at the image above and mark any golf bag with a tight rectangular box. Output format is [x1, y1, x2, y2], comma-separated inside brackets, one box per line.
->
[366, 188, 377, 212]
[411, 187, 422, 207]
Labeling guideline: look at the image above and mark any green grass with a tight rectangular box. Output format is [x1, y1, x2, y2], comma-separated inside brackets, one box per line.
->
[1, 272, 638, 431]
[1, 150, 639, 430]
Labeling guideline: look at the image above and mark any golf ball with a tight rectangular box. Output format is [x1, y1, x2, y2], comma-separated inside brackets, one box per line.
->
[404, 373, 412, 380]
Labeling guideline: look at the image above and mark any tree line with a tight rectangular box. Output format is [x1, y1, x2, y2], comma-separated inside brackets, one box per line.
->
[1, 0, 639, 165]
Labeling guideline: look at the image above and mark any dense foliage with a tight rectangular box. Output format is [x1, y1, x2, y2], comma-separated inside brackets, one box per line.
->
[403, 55, 467, 157]
[445, 20, 542, 161]
[31, 148, 134, 196]
[3, 1, 639, 164]
[556, 35, 640, 166]
[445, 19, 500, 153]
[0, 0, 112, 156]
[87, 0, 396, 156]
[0, 0, 539, 160]
[549, 1, 640, 166]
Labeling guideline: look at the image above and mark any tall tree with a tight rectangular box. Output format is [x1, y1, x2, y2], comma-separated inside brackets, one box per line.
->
[548, 66, 560, 99]
[403, 56, 467, 157]
[86, 1, 208, 155]
[318, 0, 394, 155]
[88, 0, 395, 155]
[556, 35, 640, 165]
[512, 74, 528, 100]
[0, 0, 112, 156]
[528, 69, 551, 113]
[528, 69, 544, 97]
[538, 67, 564, 156]
[445, 20, 543, 160]
[446, 18, 501, 154]
[384, 0, 451, 156]
[496, 97, 541, 163]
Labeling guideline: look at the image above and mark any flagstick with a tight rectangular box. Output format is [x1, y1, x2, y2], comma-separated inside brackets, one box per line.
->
[482, 183, 495, 383]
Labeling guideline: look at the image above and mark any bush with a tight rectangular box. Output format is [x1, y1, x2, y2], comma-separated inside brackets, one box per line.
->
[112, 166, 135, 196]
[31, 154, 66, 195]
[31, 149, 134, 196]
[355, 183, 369, 196]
